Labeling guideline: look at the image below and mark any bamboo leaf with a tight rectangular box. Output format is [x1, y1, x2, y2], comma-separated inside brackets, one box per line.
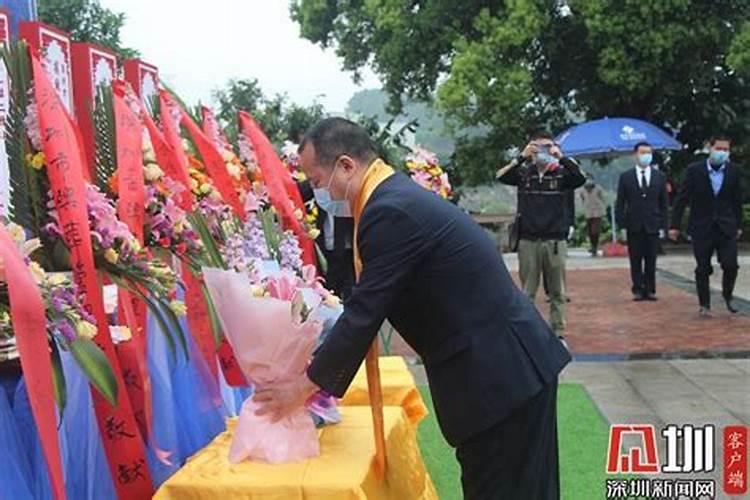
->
[69, 338, 118, 407]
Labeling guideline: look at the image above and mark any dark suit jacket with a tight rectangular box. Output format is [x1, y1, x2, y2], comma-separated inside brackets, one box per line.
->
[670, 161, 744, 239]
[307, 173, 571, 446]
[615, 167, 669, 234]
[298, 181, 355, 299]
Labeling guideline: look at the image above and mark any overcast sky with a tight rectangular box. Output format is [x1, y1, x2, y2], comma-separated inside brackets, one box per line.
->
[99, 0, 381, 112]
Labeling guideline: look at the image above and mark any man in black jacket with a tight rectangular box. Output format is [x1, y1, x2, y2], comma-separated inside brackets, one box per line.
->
[615, 142, 669, 301]
[669, 136, 744, 316]
[255, 118, 570, 499]
[297, 181, 356, 300]
[498, 131, 586, 339]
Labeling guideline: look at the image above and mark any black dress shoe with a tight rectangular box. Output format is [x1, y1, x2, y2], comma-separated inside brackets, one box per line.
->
[633, 293, 646, 301]
[645, 294, 658, 301]
[725, 297, 739, 314]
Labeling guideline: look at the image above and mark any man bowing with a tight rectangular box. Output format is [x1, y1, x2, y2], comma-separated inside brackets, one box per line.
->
[254, 118, 570, 499]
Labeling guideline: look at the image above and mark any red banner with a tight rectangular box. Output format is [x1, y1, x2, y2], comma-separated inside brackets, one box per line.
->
[238, 111, 314, 266]
[173, 100, 244, 219]
[112, 83, 155, 447]
[0, 225, 67, 500]
[183, 267, 218, 380]
[32, 52, 153, 498]
[202, 106, 252, 194]
[724, 426, 748, 495]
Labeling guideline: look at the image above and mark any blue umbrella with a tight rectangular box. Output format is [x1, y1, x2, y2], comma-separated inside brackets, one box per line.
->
[555, 117, 682, 157]
[555, 117, 682, 244]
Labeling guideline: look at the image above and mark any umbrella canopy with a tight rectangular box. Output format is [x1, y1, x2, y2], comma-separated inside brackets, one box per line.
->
[555, 117, 682, 157]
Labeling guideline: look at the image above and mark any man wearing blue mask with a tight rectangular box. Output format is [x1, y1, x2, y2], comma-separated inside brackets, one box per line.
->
[670, 136, 744, 316]
[497, 130, 586, 342]
[256, 118, 570, 499]
[615, 142, 669, 301]
[297, 180, 356, 300]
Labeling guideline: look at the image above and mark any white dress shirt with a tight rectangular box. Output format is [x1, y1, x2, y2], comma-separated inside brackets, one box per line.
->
[635, 165, 652, 188]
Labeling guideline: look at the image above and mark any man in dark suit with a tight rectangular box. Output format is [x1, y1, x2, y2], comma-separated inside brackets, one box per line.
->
[615, 142, 669, 301]
[255, 118, 570, 499]
[298, 181, 356, 300]
[669, 136, 744, 316]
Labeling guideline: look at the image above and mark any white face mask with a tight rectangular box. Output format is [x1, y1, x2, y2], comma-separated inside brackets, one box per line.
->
[313, 163, 352, 217]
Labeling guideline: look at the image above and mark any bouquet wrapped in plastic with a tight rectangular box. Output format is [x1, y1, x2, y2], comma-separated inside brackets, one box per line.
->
[203, 267, 323, 463]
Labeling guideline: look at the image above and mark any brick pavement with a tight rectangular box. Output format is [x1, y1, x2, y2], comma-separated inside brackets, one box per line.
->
[386, 266, 750, 359]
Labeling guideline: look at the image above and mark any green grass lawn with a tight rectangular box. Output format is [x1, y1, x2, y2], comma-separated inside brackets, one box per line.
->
[417, 383, 612, 499]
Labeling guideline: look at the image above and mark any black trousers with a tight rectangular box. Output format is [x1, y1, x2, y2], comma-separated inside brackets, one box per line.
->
[455, 381, 560, 500]
[626, 230, 659, 295]
[692, 227, 739, 307]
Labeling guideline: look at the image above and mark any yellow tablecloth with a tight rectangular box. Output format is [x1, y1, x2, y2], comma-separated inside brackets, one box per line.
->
[154, 406, 437, 500]
[341, 356, 428, 425]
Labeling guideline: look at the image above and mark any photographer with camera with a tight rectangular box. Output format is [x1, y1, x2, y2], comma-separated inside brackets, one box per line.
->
[497, 131, 586, 342]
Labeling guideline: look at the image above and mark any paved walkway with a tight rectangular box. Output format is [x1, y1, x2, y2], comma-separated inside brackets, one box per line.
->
[397, 249, 749, 498]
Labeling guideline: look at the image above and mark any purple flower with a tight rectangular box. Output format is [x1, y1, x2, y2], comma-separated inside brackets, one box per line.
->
[57, 321, 76, 342]
[278, 231, 303, 273]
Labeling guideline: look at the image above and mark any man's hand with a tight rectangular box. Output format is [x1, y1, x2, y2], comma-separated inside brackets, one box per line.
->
[738, 229, 743, 240]
[549, 144, 563, 159]
[658, 229, 665, 240]
[567, 226, 575, 241]
[253, 375, 320, 422]
[668, 229, 680, 241]
[521, 143, 538, 159]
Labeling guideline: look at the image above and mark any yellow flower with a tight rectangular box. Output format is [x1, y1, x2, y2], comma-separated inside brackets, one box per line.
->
[7, 222, 26, 244]
[28, 152, 46, 170]
[251, 285, 265, 298]
[0, 311, 10, 323]
[76, 321, 98, 340]
[130, 239, 142, 253]
[189, 178, 199, 191]
[169, 300, 187, 316]
[308, 228, 321, 240]
[28, 261, 46, 283]
[200, 183, 212, 194]
[104, 248, 119, 264]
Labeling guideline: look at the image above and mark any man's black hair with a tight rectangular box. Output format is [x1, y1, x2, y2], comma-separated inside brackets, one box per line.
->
[299, 117, 378, 167]
[633, 141, 652, 152]
[709, 135, 731, 146]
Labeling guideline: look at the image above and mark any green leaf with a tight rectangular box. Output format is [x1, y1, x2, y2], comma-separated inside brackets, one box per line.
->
[200, 282, 224, 348]
[314, 242, 328, 275]
[69, 338, 118, 407]
[50, 340, 67, 416]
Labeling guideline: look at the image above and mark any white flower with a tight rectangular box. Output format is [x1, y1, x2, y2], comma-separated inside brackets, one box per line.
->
[144, 163, 164, 182]
[227, 162, 241, 178]
[22, 238, 42, 257]
[221, 149, 234, 162]
[28, 261, 46, 284]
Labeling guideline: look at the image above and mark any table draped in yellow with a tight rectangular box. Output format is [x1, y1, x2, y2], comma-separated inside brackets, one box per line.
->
[154, 406, 437, 500]
[341, 356, 428, 426]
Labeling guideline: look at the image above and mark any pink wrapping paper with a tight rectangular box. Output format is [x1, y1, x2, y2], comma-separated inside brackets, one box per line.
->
[203, 268, 322, 463]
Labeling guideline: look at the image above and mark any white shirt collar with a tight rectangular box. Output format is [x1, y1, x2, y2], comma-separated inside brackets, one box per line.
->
[706, 160, 726, 173]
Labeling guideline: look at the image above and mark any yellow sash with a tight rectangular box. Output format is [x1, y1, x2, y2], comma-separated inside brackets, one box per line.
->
[352, 159, 395, 280]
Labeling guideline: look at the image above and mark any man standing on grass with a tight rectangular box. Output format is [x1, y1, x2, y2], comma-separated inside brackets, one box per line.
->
[253, 118, 570, 499]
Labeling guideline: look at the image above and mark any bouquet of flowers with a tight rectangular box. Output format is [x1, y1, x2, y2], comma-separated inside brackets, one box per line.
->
[0, 223, 118, 411]
[42, 184, 188, 354]
[405, 146, 453, 200]
[203, 267, 324, 463]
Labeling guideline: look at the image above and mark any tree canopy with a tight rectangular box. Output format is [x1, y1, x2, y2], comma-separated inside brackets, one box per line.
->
[38, 0, 139, 59]
[292, 0, 750, 184]
[212, 78, 325, 146]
